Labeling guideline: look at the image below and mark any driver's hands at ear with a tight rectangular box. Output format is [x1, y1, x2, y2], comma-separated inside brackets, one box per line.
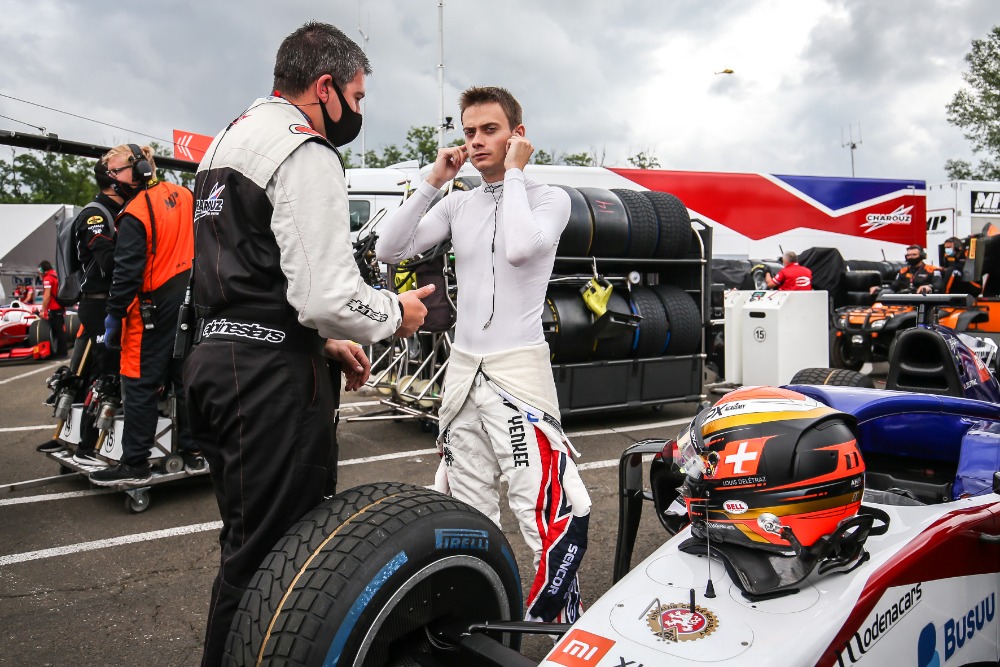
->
[504, 135, 533, 171]
[428, 146, 467, 188]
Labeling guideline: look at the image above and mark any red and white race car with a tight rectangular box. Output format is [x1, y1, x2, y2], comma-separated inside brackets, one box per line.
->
[0, 301, 54, 361]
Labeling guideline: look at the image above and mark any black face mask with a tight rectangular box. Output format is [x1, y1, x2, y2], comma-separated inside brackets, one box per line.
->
[112, 180, 140, 201]
[906, 257, 922, 267]
[321, 79, 363, 147]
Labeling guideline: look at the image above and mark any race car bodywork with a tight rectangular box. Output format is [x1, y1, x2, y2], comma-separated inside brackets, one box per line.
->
[0, 303, 52, 361]
[593, 383, 1000, 667]
[236, 297, 999, 667]
[550, 491, 998, 666]
[591, 308, 1000, 667]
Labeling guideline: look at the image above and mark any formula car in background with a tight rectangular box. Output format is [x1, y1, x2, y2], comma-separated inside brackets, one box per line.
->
[0, 301, 52, 362]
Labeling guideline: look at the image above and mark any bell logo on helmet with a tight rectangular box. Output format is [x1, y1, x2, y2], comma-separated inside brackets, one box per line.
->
[723, 500, 749, 514]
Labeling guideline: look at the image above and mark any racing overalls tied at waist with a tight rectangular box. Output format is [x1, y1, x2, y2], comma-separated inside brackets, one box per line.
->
[117, 181, 194, 378]
[436, 343, 592, 624]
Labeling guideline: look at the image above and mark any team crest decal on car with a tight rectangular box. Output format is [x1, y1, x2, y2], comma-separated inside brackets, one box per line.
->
[646, 602, 719, 642]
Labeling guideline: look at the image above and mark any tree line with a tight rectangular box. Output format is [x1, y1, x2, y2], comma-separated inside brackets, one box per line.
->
[341, 123, 662, 170]
[0, 130, 658, 207]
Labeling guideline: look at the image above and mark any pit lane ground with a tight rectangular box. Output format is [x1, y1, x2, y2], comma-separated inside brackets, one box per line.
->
[0, 361, 884, 666]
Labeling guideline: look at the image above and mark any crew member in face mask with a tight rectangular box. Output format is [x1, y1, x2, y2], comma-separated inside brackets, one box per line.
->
[872, 245, 943, 296]
[942, 236, 980, 295]
[90, 144, 202, 487]
[183, 21, 434, 666]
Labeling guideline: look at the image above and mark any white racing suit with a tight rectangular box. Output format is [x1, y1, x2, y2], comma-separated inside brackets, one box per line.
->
[435, 344, 592, 623]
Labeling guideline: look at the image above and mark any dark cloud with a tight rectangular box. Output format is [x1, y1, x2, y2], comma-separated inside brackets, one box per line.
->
[0, 0, 994, 180]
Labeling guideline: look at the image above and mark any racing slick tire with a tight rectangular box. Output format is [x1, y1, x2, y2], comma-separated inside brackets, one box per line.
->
[611, 188, 658, 259]
[543, 286, 595, 363]
[842, 270, 882, 292]
[641, 191, 691, 259]
[554, 185, 593, 257]
[684, 229, 704, 259]
[225, 482, 522, 667]
[629, 286, 669, 357]
[651, 284, 702, 356]
[831, 335, 866, 372]
[789, 367, 875, 389]
[27, 319, 52, 347]
[64, 312, 79, 349]
[578, 187, 629, 258]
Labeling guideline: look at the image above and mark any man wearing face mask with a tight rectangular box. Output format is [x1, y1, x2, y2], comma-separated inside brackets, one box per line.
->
[184, 21, 434, 665]
[89, 144, 201, 486]
[942, 236, 979, 295]
[871, 245, 943, 296]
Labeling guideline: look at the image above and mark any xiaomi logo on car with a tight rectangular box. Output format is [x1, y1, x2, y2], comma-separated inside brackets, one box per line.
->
[550, 629, 615, 667]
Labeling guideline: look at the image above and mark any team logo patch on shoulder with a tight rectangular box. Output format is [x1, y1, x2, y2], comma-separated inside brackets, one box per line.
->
[646, 601, 719, 643]
[86, 215, 103, 225]
[289, 123, 321, 137]
[195, 182, 225, 222]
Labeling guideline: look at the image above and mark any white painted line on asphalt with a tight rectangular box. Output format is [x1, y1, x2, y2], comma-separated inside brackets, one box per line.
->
[339, 399, 384, 410]
[0, 424, 55, 433]
[0, 362, 60, 386]
[578, 453, 656, 472]
[576, 459, 618, 471]
[0, 418, 683, 504]
[567, 416, 688, 438]
[0, 489, 115, 506]
[340, 448, 439, 465]
[0, 521, 223, 566]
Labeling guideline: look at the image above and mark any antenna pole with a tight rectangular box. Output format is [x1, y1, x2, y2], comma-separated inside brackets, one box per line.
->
[842, 123, 863, 178]
[357, 0, 370, 168]
[704, 493, 716, 598]
[437, 1, 446, 149]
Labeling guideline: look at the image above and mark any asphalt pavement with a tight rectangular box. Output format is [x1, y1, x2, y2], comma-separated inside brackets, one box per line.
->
[0, 358, 703, 666]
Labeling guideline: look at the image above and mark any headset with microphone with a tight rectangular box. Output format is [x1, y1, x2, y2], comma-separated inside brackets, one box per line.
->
[127, 143, 154, 184]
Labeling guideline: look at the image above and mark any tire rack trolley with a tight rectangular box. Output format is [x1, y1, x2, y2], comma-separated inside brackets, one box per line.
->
[0, 370, 209, 513]
[348, 202, 713, 426]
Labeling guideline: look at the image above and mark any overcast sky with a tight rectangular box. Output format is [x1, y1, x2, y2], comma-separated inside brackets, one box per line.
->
[1, 0, 996, 183]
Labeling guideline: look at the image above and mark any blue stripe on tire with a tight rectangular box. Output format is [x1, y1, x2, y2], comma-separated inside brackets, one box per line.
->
[502, 544, 523, 610]
[323, 551, 409, 666]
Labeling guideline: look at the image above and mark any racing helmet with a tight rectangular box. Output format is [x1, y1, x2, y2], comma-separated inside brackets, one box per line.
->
[678, 386, 865, 554]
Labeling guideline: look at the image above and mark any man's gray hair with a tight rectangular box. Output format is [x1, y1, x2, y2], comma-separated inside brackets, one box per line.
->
[273, 21, 372, 96]
[784, 251, 797, 263]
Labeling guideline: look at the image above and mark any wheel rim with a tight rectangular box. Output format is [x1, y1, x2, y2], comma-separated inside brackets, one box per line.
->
[839, 339, 863, 367]
[352, 555, 513, 667]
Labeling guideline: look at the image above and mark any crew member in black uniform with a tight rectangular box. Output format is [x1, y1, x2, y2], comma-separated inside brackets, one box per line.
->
[36, 160, 124, 462]
[942, 236, 979, 295]
[184, 22, 435, 665]
[90, 144, 203, 486]
[871, 245, 943, 295]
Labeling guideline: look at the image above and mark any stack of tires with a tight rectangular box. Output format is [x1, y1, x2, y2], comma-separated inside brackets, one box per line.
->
[543, 283, 701, 363]
[544, 186, 702, 364]
[841, 260, 903, 306]
[554, 186, 693, 259]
